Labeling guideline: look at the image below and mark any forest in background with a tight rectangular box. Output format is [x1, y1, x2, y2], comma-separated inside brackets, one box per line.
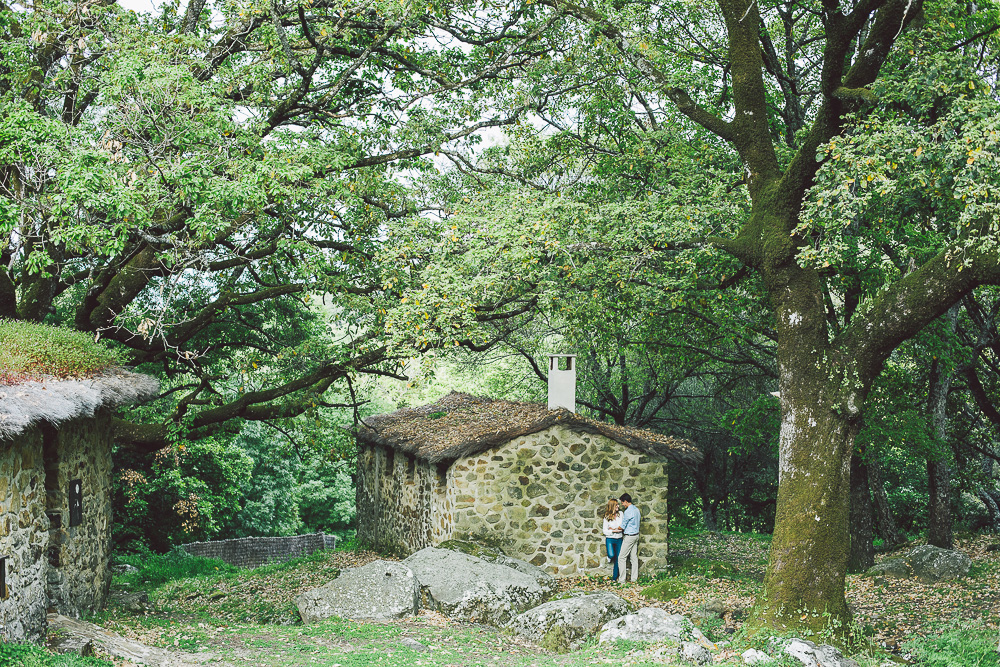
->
[4, 0, 1000, 636]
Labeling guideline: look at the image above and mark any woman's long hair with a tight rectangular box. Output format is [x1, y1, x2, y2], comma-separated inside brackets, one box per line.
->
[603, 498, 620, 522]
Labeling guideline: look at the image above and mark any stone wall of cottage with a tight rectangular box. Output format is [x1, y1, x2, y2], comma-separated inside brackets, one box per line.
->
[356, 425, 670, 577]
[447, 425, 670, 577]
[356, 443, 445, 555]
[0, 427, 49, 643]
[44, 414, 115, 618]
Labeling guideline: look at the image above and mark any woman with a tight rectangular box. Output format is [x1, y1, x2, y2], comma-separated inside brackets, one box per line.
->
[602, 498, 623, 582]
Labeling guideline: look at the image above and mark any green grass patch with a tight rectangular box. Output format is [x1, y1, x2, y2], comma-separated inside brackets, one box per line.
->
[0, 642, 114, 667]
[0, 319, 123, 383]
[905, 619, 1000, 667]
[114, 547, 240, 592]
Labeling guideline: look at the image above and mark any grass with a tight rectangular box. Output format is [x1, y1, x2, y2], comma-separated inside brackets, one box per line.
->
[47, 530, 1000, 666]
[0, 642, 113, 666]
[0, 319, 122, 383]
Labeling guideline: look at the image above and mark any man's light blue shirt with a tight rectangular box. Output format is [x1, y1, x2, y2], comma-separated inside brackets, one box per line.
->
[621, 504, 640, 535]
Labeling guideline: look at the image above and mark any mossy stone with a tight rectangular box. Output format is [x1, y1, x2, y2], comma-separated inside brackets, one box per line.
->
[641, 579, 689, 601]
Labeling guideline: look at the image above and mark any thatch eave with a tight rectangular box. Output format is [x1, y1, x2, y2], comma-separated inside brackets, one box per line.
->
[357, 392, 702, 467]
[0, 369, 159, 441]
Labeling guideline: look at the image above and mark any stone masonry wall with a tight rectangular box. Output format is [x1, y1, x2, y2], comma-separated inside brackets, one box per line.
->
[45, 414, 116, 618]
[356, 443, 441, 555]
[181, 533, 338, 568]
[0, 427, 49, 643]
[447, 425, 670, 577]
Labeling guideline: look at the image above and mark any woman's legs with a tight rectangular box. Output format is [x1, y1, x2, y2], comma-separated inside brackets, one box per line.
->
[609, 538, 623, 581]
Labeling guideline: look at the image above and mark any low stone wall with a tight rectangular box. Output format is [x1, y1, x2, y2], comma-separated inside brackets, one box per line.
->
[181, 533, 338, 569]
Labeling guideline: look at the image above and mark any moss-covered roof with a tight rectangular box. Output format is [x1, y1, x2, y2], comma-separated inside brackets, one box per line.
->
[0, 370, 159, 441]
[357, 392, 702, 466]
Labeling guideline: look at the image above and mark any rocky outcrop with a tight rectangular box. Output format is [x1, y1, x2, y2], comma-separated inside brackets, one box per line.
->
[509, 591, 630, 651]
[403, 546, 557, 626]
[866, 544, 972, 583]
[295, 561, 419, 623]
[598, 607, 715, 649]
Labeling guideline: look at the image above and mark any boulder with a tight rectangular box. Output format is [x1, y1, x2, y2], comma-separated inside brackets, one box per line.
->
[865, 544, 972, 583]
[403, 546, 557, 626]
[295, 561, 419, 623]
[509, 592, 630, 651]
[741, 648, 772, 665]
[907, 544, 972, 583]
[777, 638, 860, 667]
[598, 607, 714, 650]
[680, 641, 713, 666]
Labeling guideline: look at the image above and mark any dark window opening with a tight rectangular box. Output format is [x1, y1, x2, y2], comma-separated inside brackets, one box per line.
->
[435, 462, 449, 489]
[69, 479, 83, 527]
[0, 555, 7, 600]
[48, 546, 60, 568]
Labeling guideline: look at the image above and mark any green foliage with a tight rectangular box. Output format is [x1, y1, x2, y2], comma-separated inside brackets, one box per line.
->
[114, 547, 239, 592]
[904, 619, 1000, 667]
[0, 319, 122, 383]
[0, 642, 114, 666]
[114, 437, 253, 551]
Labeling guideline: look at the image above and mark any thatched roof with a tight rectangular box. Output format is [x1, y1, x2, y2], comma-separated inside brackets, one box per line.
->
[357, 392, 702, 467]
[0, 369, 159, 441]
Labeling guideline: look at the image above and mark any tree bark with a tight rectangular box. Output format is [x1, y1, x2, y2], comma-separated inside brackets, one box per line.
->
[849, 455, 875, 573]
[926, 305, 958, 550]
[869, 460, 905, 546]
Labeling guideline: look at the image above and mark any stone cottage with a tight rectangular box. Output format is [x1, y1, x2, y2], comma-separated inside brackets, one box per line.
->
[0, 371, 158, 642]
[356, 387, 700, 577]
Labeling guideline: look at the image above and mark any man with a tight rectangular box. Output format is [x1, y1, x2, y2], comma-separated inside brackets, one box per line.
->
[616, 492, 641, 583]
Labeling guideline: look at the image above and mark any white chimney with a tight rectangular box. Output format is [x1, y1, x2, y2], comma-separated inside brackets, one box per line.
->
[547, 354, 576, 412]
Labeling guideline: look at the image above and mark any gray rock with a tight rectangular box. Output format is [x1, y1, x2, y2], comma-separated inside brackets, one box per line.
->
[598, 608, 714, 649]
[781, 638, 860, 667]
[866, 558, 912, 579]
[681, 641, 713, 665]
[742, 648, 772, 664]
[403, 546, 557, 627]
[400, 637, 429, 652]
[295, 560, 419, 623]
[510, 592, 630, 650]
[866, 544, 972, 583]
[907, 544, 972, 583]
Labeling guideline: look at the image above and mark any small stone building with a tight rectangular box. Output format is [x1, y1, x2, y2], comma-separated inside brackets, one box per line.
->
[0, 371, 158, 642]
[356, 392, 700, 576]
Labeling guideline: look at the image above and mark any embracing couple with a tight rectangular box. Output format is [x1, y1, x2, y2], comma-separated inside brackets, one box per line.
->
[601, 493, 640, 583]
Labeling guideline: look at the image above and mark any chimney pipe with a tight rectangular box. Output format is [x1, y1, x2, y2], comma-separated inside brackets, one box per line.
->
[547, 354, 576, 412]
